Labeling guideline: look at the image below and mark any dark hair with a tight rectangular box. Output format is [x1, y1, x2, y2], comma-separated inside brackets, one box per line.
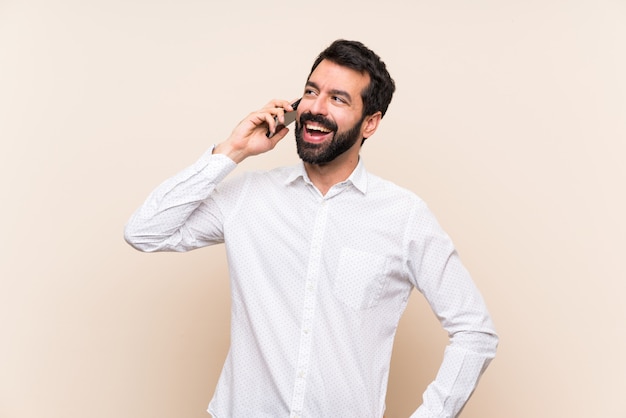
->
[309, 39, 396, 119]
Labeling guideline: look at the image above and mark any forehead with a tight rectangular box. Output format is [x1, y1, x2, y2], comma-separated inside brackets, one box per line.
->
[307, 60, 370, 102]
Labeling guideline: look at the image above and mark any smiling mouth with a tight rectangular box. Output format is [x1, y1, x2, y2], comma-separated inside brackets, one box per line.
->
[304, 123, 334, 142]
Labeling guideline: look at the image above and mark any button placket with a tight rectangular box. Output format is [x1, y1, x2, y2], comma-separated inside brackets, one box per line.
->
[289, 199, 328, 415]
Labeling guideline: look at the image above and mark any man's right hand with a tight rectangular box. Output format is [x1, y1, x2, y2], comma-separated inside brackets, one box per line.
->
[213, 99, 296, 163]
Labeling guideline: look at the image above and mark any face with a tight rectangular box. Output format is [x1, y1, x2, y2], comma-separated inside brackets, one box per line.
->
[294, 60, 372, 165]
[295, 111, 365, 165]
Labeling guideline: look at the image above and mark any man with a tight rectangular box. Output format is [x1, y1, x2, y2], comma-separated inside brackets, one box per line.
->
[125, 39, 498, 418]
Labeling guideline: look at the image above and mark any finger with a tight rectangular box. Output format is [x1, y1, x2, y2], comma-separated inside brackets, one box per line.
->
[249, 109, 280, 128]
[267, 125, 290, 145]
[271, 106, 286, 126]
[264, 99, 297, 124]
[266, 107, 291, 136]
[288, 98, 300, 110]
[263, 112, 280, 138]
[258, 99, 298, 137]
[263, 99, 294, 111]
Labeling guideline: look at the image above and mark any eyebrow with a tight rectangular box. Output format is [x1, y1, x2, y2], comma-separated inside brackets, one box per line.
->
[306, 81, 353, 103]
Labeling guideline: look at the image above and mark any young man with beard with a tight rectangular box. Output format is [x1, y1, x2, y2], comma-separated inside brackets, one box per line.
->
[125, 40, 498, 418]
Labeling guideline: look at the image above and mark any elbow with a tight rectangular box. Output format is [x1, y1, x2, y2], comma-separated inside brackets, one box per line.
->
[123, 223, 143, 251]
[476, 324, 499, 359]
[123, 222, 156, 252]
[450, 328, 499, 360]
[485, 330, 499, 359]
[123, 221, 183, 253]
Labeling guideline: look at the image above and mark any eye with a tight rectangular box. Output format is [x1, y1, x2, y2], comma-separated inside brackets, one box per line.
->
[332, 95, 347, 104]
[304, 89, 318, 96]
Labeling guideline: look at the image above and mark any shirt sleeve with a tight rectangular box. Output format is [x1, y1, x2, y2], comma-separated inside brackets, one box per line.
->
[406, 202, 499, 418]
[124, 147, 238, 252]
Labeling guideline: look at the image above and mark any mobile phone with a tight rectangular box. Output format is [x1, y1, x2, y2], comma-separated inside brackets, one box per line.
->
[267, 98, 301, 138]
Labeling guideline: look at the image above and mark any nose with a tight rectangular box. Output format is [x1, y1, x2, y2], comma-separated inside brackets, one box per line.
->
[308, 95, 328, 116]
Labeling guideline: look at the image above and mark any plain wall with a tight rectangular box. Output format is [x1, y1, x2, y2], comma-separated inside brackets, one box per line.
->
[1, 1, 624, 417]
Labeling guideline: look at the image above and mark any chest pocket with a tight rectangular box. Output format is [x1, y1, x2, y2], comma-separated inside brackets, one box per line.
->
[333, 247, 390, 310]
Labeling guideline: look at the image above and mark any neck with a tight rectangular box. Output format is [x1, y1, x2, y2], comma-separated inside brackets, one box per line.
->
[304, 154, 359, 196]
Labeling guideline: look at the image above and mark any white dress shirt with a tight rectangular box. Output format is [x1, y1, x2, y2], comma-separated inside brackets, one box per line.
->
[124, 147, 498, 418]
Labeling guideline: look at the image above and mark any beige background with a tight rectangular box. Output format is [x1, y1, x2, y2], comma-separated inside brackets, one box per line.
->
[1, 0, 625, 417]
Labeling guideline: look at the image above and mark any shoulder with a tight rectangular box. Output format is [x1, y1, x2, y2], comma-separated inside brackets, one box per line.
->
[360, 171, 441, 234]
[365, 171, 427, 209]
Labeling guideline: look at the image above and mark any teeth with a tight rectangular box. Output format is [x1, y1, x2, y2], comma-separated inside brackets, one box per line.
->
[306, 123, 331, 133]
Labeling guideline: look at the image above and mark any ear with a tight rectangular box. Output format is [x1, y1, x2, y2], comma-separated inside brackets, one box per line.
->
[361, 111, 382, 139]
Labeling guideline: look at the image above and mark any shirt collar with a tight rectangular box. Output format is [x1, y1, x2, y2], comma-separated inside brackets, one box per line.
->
[285, 158, 368, 194]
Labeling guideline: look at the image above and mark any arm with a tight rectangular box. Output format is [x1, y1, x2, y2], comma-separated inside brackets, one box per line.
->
[124, 99, 295, 252]
[406, 205, 498, 418]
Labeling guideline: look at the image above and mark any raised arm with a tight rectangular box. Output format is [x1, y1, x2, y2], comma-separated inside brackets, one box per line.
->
[124, 99, 295, 252]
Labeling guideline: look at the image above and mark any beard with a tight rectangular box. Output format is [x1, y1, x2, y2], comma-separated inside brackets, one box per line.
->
[294, 112, 365, 165]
